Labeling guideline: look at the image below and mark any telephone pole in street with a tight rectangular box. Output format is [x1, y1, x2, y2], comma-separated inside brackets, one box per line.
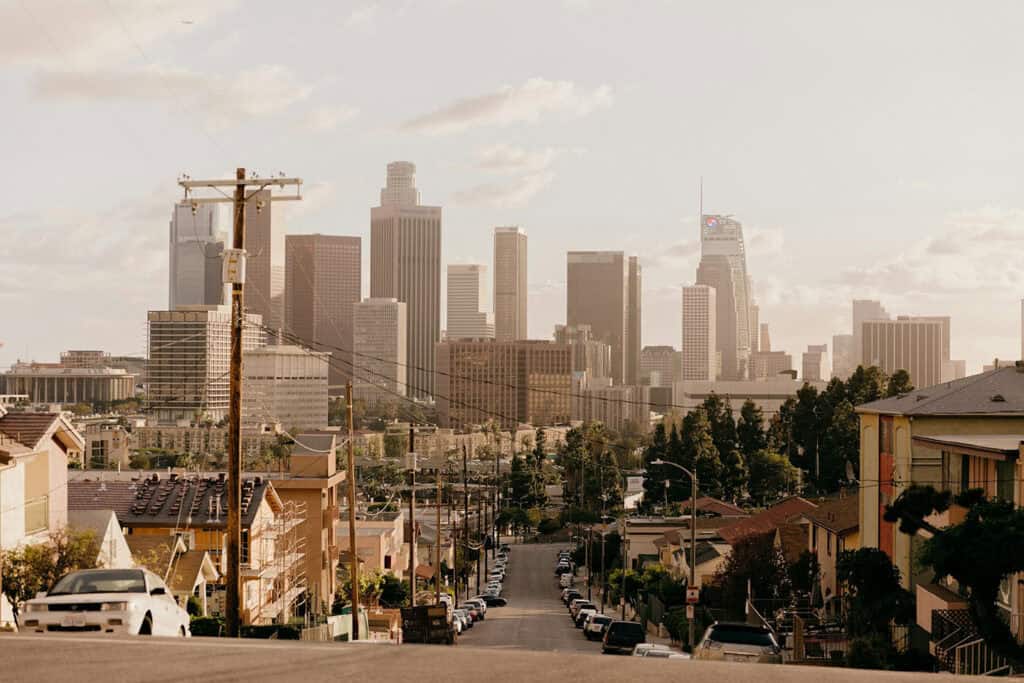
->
[346, 382, 359, 640]
[178, 169, 301, 637]
[408, 427, 417, 606]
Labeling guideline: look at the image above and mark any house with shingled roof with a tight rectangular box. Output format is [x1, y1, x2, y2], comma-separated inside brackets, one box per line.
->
[856, 364, 1024, 667]
[68, 471, 305, 625]
[800, 494, 859, 601]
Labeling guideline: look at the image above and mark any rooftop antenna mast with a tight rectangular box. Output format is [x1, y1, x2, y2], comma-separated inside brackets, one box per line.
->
[177, 169, 302, 638]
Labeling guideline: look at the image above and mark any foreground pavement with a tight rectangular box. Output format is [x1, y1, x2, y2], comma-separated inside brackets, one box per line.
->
[2, 634, 988, 682]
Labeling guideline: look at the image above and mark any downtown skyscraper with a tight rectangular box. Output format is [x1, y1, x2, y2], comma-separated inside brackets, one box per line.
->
[494, 227, 528, 342]
[695, 214, 755, 380]
[566, 251, 641, 385]
[370, 162, 442, 399]
[285, 234, 361, 390]
[168, 202, 225, 309]
[447, 264, 494, 340]
[244, 189, 274, 329]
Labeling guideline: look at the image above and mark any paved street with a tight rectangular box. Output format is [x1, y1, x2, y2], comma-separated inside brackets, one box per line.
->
[457, 543, 600, 653]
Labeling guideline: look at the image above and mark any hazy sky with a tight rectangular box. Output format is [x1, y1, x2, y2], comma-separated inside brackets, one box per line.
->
[2, 0, 1023, 374]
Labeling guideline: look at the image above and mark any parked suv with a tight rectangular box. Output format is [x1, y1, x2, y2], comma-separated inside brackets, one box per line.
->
[602, 620, 646, 655]
[694, 622, 782, 664]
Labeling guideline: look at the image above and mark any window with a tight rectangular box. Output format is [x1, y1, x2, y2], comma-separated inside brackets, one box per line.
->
[384, 555, 392, 569]
[241, 529, 250, 565]
[997, 460, 1014, 502]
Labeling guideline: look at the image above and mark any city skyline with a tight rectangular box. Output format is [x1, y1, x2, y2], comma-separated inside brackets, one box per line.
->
[3, 2, 1024, 374]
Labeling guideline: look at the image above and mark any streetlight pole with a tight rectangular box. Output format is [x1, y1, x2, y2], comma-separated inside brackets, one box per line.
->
[652, 459, 698, 650]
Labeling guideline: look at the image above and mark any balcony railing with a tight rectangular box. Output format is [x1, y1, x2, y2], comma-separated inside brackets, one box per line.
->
[24, 496, 49, 535]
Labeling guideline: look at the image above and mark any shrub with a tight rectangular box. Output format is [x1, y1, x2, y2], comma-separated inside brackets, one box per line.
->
[537, 518, 562, 536]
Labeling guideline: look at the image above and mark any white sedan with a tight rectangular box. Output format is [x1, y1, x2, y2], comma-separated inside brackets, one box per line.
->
[21, 568, 190, 637]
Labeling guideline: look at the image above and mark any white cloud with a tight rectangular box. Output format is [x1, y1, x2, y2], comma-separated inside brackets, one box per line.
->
[344, 4, 379, 32]
[32, 64, 312, 130]
[473, 144, 566, 174]
[451, 172, 556, 209]
[400, 78, 613, 135]
[302, 105, 360, 131]
[0, 0, 237, 68]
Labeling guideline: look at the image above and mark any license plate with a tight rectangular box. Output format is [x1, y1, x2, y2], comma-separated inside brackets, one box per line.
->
[62, 614, 86, 628]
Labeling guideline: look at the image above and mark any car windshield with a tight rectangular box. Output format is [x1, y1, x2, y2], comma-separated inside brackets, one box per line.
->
[710, 624, 777, 647]
[49, 569, 147, 596]
[594, 617, 611, 625]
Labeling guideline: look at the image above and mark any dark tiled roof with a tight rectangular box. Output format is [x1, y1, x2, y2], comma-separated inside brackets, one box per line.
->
[682, 540, 722, 568]
[719, 497, 818, 545]
[69, 473, 271, 529]
[0, 412, 59, 450]
[804, 495, 859, 535]
[857, 366, 1024, 416]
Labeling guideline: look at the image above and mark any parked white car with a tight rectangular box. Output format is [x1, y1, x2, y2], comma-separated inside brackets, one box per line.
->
[21, 568, 190, 637]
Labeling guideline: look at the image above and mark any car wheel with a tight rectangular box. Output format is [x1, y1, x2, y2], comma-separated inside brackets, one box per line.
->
[139, 613, 153, 636]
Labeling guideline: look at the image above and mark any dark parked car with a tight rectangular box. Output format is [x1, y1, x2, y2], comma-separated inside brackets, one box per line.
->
[476, 594, 508, 607]
[602, 620, 646, 655]
[562, 590, 581, 606]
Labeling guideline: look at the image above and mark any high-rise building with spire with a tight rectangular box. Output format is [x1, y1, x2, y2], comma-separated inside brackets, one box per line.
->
[370, 162, 442, 399]
[695, 214, 754, 379]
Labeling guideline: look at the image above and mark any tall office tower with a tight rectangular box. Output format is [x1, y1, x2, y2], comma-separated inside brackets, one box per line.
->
[446, 264, 494, 339]
[168, 202, 226, 309]
[640, 346, 681, 387]
[242, 345, 329, 431]
[352, 297, 407, 405]
[435, 340, 571, 430]
[696, 215, 753, 380]
[370, 162, 442, 399]
[554, 324, 613, 382]
[147, 306, 263, 424]
[285, 234, 362, 390]
[681, 285, 717, 381]
[862, 315, 951, 389]
[802, 344, 829, 382]
[852, 299, 890, 361]
[268, 265, 285, 336]
[832, 334, 855, 379]
[749, 303, 760, 353]
[245, 189, 274, 326]
[494, 227, 528, 342]
[760, 323, 771, 353]
[566, 251, 628, 384]
[626, 256, 642, 385]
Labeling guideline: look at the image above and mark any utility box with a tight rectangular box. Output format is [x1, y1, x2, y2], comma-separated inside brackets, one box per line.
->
[222, 248, 247, 284]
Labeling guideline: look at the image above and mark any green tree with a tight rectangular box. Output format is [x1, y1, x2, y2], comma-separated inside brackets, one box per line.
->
[713, 532, 791, 618]
[746, 449, 798, 505]
[791, 383, 820, 473]
[703, 394, 738, 457]
[0, 529, 99, 625]
[886, 369, 914, 397]
[836, 548, 913, 638]
[721, 450, 748, 502]
[642, 423, 669, 512]
[383, 433, 406, 459]
[737, 399, 767, 458]
[680, 409, 721, 499]
[846, 365, 887, 406]
[767, 398, 797, 461]
[885, 485, 1024, 660]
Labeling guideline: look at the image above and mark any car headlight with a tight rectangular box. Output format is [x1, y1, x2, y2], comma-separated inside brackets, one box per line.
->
[101, 601, 129, 611]
[24, 603, 48, 613]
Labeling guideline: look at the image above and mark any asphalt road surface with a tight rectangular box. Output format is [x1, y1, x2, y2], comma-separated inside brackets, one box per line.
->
[457, 542, 601, 653]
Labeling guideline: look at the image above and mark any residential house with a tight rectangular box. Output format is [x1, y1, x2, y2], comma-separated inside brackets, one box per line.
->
[718, 496, 818, 548]
[126, 534, 219, 616]
[335, 510, 407, 579]
[801, 495, 859, 601]
[0, 411, 85, 532]
[264, 433, 346, 611]
[67, 509, 133, 569]
[68, 471, 304, 625]
[856, 365, 1024, 669]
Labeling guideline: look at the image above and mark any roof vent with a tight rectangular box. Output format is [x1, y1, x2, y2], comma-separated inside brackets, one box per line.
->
[992, 394, 1007, 403]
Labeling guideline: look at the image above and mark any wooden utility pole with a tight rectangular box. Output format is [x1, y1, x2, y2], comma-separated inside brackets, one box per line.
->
[476, 484, 482, 595]
[435, 469, 442, 604]
[493, 437, 500, 556]
[178, 169, 302, 637]
[462, 445, 469, 600]
[408, 427, 416, 605]
[346, 382, 360, 640]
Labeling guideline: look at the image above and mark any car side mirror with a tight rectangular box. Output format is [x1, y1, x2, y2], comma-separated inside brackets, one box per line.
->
[35, 591, 47, 600]
[150, 587, 167, 596]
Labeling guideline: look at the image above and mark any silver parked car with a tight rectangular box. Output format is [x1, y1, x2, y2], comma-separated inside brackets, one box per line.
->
[694, 622, 782, 664]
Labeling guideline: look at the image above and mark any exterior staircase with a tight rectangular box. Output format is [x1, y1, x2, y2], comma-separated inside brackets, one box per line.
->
[932, 609, 1016, 676]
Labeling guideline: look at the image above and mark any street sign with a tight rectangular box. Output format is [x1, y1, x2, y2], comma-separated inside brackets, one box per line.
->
[686, 587, 699, 604]
[686, 605, 695, 619]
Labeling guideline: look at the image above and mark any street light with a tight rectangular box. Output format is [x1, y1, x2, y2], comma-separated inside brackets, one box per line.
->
[651, 458, 698, 651]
